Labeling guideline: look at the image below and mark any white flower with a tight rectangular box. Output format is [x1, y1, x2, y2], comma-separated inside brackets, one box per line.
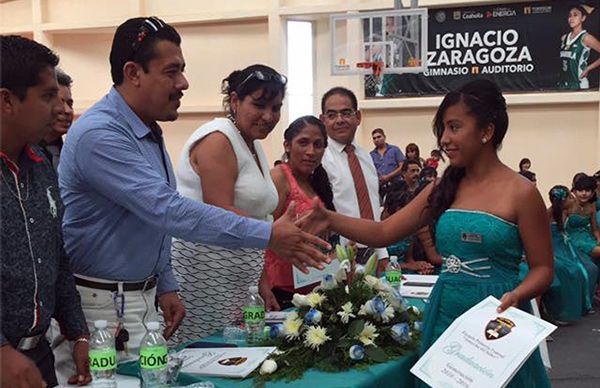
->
[304, 326, 331, 350]
[320, 273, 337, 290]
[292, 294, 310, 308]
[306, 292, 326, 308]
[283, 314, 303, 340]
[336, 302, 356, 324]
[335, 259, 351, 282]
[357, 322, 379, 346]
[259, 359, 278, 375]
[363, 275, 379, 289]
[358, 302, 370, 316]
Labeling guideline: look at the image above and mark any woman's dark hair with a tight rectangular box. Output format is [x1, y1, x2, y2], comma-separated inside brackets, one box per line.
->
[572, 4, 591, 16]
[430, 149, 445, 162]
[518, 157, 531, 172]
[594, 169, 600, 180]
[283, 116, 335, 212]
[572, 172, 588, 189]
[420, 166, 438, 180]
[221, 64, 287, 117]
[573, 175, 598, 203]
[405, 143, 421, 161]
[549, 185, 570, 231]
[427, 79, 508, 236]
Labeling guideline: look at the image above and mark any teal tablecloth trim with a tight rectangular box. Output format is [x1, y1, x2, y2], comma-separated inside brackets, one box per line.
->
[117, 298, 426, 387]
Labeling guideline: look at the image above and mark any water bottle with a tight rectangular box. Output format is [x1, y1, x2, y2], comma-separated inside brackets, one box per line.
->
[385, 256, 402, 290]
[243, 286, 265, 344]
[89, 320, 117, 388]
[139, 321, 168, 388]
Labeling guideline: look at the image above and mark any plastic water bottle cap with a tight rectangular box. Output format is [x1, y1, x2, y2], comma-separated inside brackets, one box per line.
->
[147, 321, 160, 331]
[249, 285, 259, 294]
[390, 256, 398, 265]
[94, 320, 108, 329]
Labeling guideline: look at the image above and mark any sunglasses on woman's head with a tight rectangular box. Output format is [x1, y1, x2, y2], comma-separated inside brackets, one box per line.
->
[238, 70, 288, 89]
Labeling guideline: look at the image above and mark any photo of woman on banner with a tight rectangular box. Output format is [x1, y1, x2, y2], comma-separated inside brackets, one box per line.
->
[559, 2, 600, 90]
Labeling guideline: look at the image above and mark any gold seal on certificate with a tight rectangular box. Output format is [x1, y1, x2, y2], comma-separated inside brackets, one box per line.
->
[411, 296, 556, 388]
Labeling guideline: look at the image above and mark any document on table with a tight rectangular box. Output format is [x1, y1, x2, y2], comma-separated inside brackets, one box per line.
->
[292, 260, 340, 289]
[411, 296, 556, 388]
[179, 347, 276, 378]
[400, 274, 438, 299]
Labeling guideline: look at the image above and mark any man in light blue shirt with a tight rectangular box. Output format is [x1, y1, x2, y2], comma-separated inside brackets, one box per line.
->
[57, 17, 327, 376]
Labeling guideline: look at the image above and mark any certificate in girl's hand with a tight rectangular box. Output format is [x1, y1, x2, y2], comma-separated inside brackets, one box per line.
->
[411, 296, 556, 388]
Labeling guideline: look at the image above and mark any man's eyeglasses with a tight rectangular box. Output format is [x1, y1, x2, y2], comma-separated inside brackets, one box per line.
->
[132, 17, 166, 53]
[324, 109, 356, 121]
[238, 70, 288, 90]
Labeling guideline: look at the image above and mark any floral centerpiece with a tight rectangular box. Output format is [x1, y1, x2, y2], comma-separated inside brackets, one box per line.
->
[255, 245, 423, 382]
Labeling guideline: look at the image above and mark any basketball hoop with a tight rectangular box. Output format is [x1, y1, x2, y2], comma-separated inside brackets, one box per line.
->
[356, 61, 385, 77]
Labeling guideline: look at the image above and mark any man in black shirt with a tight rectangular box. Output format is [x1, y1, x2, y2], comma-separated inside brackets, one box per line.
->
[0, 35, 90, 388]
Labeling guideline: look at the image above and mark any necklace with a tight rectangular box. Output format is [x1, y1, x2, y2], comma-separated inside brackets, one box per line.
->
[1, 169, 29, 202]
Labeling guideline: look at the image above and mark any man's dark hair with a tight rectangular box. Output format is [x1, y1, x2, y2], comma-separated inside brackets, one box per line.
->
[0, 35, 59, 100]
[371, 128, 385, 136]
[401, 158, 421, 173]
[321, 86, 358, 112]
[56, 68, 73, 87]
[110, 17, 181, 85]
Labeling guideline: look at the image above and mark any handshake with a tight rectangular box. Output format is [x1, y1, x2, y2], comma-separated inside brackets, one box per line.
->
[267, 198, 332, 274]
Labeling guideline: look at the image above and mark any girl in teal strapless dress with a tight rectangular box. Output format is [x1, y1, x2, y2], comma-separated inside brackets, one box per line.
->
[566, 175, 600, 261]
[545, 185, 597, 319]
[314, 80, 553, 387]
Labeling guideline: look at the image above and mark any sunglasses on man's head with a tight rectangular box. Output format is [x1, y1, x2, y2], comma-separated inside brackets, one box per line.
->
[132, 17, 166, 53]
[238, 70, 288, 90]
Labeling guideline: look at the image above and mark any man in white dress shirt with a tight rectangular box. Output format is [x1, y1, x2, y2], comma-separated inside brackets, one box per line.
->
[319, 87, 389, 269]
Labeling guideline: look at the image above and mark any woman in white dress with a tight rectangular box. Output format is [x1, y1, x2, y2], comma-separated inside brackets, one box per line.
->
[171, 64, 286, 341]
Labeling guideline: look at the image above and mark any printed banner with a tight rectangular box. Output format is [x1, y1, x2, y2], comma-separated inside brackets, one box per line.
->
[367, 0, 600, 97]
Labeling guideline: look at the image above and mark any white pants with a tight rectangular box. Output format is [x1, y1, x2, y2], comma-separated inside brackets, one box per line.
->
[53, 276, 158, 386]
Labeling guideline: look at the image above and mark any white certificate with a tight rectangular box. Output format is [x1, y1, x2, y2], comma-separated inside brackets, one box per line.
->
[292, 260, 340, 289]
[411, 296, 556, 388]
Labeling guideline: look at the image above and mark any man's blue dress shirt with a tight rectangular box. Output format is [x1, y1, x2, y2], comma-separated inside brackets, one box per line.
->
[369, 143, 405, 177]
[59, 88, 271, 295]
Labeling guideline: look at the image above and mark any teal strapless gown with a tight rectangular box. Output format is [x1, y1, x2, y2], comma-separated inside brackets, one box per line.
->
[418, 209, 550, 388]
[544, 223, 590, 320]
[565, 214, 599, 256]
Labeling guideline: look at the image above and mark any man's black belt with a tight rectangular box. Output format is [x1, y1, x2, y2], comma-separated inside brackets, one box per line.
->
[74, 276, 157, 292]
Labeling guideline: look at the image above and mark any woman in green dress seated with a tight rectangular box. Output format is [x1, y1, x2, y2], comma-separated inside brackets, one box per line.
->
[566, 175, 600, 261]
[546, 185, 597, 320]
[306, 79, 553, 387]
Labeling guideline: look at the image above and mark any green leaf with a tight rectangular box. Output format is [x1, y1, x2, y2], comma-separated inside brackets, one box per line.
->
[365, 345, 387, 362]
[346, 246, 355, 262]
[347, 319, 365, 337]
[336, 244, 347, 262]
[364, 253, 378, 276]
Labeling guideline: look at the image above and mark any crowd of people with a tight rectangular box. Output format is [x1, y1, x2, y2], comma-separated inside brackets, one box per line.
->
[1, 15, 599, 388]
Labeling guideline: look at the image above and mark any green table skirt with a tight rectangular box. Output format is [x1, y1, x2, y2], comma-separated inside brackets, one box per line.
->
[117, 299, 426, 387]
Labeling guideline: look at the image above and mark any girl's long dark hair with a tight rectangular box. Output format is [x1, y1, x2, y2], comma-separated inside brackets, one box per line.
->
[427, 79, 509, 236]
[283, 116, 335, 211]
[549, 185, 570, 231]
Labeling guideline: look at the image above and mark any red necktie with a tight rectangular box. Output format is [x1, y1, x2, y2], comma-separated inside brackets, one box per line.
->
[344, 144, 374, 220]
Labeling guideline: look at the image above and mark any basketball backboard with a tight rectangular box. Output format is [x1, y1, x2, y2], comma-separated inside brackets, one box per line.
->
[331, 8, 428, 76]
